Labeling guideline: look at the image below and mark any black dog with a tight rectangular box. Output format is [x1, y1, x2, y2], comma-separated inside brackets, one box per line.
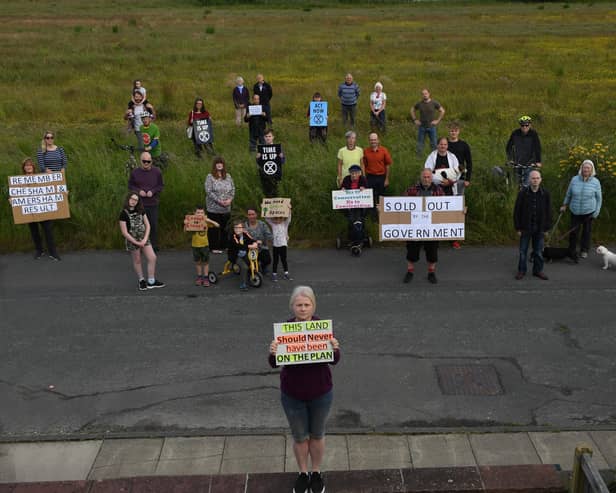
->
[543, 246, 577, 263]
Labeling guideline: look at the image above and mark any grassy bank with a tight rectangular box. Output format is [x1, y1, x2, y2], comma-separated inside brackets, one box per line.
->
[1, 1, 616, 251]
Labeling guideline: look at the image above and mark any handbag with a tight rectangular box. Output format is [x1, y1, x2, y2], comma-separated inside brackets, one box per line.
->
[186, 111, 194, 139]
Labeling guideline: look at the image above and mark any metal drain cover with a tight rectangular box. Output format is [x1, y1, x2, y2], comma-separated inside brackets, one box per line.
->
[436, 365, 503, 396]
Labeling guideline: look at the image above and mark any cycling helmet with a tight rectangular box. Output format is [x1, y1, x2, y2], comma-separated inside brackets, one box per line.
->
[518, 115, 532, 124]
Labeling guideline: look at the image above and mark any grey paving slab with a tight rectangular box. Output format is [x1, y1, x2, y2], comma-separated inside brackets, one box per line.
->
[590, 430, 616, 469]
[0, 440, 101, 483]
[155, 436, 225, 475]
[159, 436, 226, 461]
[284, 434, 349, 472]
[220, 435, 285, 474]
[88, 438, 163, 480]
[529, 431, 609, 471]
[470, 433, 541, 466]
[409, 434, 476, 468]
[89, 461, 158, 480]
[347, 435, 411, 470]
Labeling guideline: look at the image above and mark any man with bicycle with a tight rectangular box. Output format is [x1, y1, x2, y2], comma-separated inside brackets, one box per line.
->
[506, 115, 542, 187]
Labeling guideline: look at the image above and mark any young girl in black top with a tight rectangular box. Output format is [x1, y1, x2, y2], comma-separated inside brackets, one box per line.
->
[118, 192, 165, 291]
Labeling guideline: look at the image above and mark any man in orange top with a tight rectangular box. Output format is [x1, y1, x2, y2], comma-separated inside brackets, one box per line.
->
[362, 132, 393, 215]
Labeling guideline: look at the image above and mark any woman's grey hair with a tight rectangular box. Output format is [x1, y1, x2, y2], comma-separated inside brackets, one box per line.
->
[289, 285, 316, 312]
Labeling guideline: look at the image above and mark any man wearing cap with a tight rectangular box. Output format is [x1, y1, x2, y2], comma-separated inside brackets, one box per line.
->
[140, 112, 162, 164]
[336, 131, 364, 187]
[403, 169, 444, 284]
[410, 88, 445, 156]
[129, 151, 164, 252]
[506, 115, 542, 186]
[338, 73, 360, 129]
[362, 132, 392, 215]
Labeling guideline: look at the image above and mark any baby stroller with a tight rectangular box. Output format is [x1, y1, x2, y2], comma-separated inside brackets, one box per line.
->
[336, 207, 373, 256]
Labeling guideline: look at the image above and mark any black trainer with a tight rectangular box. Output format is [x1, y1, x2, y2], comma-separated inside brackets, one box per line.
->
[403, 271, 413, 283]
[34, 251, 44, 260]
[427, 272, 438, 284]
[309, 471, 325, 493]
[147, 280, 166, 289]
[293, 472, 310, 493]
[139, 279, 148, 291]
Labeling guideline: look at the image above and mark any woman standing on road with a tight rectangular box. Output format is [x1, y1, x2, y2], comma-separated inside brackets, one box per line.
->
[268, 286, 341, 493]
[12, 158, 60, 260]
[37, 130, 67, 173]
[118, 192, 165, 291]
[205, 156, 235, 253]
[560, 159, 602, 260]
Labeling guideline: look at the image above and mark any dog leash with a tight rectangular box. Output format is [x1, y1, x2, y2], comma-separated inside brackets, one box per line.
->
[546, 213, 591, 246]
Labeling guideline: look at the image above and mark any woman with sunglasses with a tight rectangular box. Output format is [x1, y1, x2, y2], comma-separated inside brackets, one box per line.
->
[37, 131, 67, 173]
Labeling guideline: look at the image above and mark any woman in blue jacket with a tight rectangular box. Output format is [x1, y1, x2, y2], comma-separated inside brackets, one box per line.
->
[560, 159, 602, 259]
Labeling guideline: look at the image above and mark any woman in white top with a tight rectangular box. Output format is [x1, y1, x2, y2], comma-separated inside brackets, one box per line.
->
[369, 81, 387, 133]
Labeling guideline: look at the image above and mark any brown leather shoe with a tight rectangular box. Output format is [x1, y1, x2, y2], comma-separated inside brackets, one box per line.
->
[533, 272, 548, 280]
[515, 272, 525, 280]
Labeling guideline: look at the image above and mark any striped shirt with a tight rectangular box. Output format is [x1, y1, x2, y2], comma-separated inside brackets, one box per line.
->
[37, 147, 67, 172]
[338, 82, 360, 106]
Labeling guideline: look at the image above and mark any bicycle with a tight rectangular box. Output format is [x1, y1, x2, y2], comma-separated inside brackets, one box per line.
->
[111, 138, 138, 175]
[208, 248, 263, 288]
[492, 160, 538, 190]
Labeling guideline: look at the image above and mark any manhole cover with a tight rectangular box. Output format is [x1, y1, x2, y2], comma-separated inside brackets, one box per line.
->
[436, 365, 503, 396]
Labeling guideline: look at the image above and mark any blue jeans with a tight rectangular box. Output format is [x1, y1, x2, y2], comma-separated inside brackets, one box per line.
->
[417, 126, 437, 155]
[518, 231, 544, 274]
[281, 390, 333, 443]
[516, 167, 532, 187]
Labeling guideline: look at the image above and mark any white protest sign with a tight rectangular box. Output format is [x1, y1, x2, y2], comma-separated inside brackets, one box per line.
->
[331, 189, 374, 210]
[273, 319, 334, 366]
[248, 104, 263, 116]
[379, 196, 465, 241]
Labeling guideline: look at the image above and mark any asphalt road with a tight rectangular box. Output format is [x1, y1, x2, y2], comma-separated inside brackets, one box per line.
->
[1, 246, 615, 440]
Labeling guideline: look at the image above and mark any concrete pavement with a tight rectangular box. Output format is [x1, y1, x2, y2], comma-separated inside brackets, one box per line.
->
[1, 430, 615, 484]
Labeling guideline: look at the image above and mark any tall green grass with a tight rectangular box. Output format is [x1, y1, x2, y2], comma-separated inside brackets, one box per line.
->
[2, 1, 616, 251]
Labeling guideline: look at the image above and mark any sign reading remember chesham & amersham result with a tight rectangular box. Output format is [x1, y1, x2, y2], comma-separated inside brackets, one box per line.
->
[273, 319, 334, 365]
[8, 172, 70, 224]
[378, 196, 465, 241]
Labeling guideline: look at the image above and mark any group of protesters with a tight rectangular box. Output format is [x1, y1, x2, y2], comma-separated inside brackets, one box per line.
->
[13, 73, 604, 290]
[7, 75, 605, 493]
[12, 71, 605, 290]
